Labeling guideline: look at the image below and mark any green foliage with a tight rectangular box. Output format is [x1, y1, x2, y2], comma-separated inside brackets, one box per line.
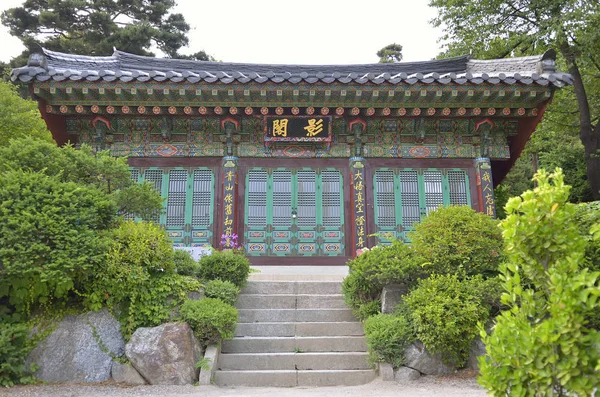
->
[179, 298, 238, 347]
[377, 43, 403, 63]
[1, 0, 212, 66]
[342, 241, 420, 316]
[0, 323, 37, 387]
[0, 81, 52, 146]
[355, 300, 381, 321]
[575, 201, 600, 273]
[0, 137, 163, 220]
[197, 250, 251, 288]
[479, 169, 600, 396]
[402, 274, 492, 366]
[85, 221, 201, 338]
[173, 249, 200, 277]
[204, 280, 240, 306]
[409, 205, 503, 278]
[0, 170, 115, 315]
[363, 314, 414, 368]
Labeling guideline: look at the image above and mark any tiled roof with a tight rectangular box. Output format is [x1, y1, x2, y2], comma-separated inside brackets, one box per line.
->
[11, 48, 573, 87]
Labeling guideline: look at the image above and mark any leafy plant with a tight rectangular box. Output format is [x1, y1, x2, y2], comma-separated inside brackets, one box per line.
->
[479, 169, 600, 396]
[179, 298, 238, 347]
[401, 274, 492, 367]
[355, 300, 381, 321]
[197, 250, 251, 288]
[173, 249, 200, 277]
[342, 240, 420, 316]
[408, 205, 503, 278]
[0, 323, 37, 387]
[363, 314, 414, 368]
[204, 280, 240, 306]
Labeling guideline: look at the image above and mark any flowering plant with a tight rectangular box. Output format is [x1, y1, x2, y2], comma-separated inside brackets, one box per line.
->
[220, 233, 243, 252]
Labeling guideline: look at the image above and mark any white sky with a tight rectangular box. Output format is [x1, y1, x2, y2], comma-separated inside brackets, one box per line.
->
[0, 0, 445, 65]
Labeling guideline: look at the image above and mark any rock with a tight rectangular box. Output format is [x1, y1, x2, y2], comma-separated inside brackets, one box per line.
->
[395, 366, 421, 381]
[379, 363, 394, 381]
[466, 338, 487, 371]
[403, 342, 455, 376]
[27, 309, 124, 383]
[381, 284, 408, 314]
[111, 361, 147, 385]
[125, 322, 202, 385]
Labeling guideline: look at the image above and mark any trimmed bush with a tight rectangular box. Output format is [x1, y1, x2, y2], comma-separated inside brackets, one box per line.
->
[364, 314, 414, 368]
[409, 205, 503, 278]
[402, 274, 492, 367]
[179, 298, 238, 347]
[197, 250, 251, 288]
[204, 280, 240, 306]
[174, 249, 200, 277]
[342, 240, 420, 317]
[0, 323, 36, 387]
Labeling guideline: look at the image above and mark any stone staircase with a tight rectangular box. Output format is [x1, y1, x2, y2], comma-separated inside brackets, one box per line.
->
[214, 280, 377, 386]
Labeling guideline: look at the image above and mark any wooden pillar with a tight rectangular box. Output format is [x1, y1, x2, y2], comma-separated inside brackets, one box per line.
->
[350, 157, 367, 256]
[475, 157, 496, 218]
[221, 156, 239, 248]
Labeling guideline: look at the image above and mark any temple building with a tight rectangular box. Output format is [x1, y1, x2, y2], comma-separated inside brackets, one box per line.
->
[11, 48, 572, 265]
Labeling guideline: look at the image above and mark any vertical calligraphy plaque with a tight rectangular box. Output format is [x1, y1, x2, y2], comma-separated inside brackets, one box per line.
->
[221, 156, 238, 247]
[475, 157, 496, 218]
[351, 157, 367, 256]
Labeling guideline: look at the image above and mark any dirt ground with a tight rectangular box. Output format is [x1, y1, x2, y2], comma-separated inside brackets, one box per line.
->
[0, 373, 487, 397]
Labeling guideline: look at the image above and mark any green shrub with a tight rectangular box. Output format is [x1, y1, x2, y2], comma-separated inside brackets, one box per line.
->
[575, 201, 600, 273]
[0, 323, 36, 387]
[85, 221, 202, 338]
[342, 240, 420, 317]
[197, 250, 251, 288]
[355, 300, 381, 321]
[408, 205, 503, 278]
[174, 249, 200, 277]
[0, 170, 115, 316]
[204, 280, 240, 306]
[363, 314, 414, 368]
[179, 298, 238, 347]
[479, 169, 600, 396]
[402, 274, 491, 367]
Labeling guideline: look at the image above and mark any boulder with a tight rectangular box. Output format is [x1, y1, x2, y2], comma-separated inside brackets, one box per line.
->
[381, 284, 408, 314]
[125, 322, 202, 385]
[111, 361, 147, 385]
[466, 338, 487, 371]
[403, 342, 455, 375]
[378, 362, 394, 381]
[27, 309, 124, 383]
[395, 366, 421, 381]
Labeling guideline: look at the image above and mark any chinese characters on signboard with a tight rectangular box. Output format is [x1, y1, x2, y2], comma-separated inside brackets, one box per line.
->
[265, 117, 331, 140]
[477, 162, 496, 218]
[352, 163, 367, 251]
[222, 168, 236, 239]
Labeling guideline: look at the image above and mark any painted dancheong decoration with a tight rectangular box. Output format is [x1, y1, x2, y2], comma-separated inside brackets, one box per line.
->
[11, 48, 572, 264]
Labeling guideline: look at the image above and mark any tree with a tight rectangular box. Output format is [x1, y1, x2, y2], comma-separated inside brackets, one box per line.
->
[429, 0, 600, 200]
[1, 0, 212, 67]
[377, 43, 403, 63]
[479, 169, 600, 395]
[0, 80, 52, 146]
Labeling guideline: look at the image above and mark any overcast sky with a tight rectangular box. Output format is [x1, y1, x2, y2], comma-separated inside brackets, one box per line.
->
[0, 0, 445, 65]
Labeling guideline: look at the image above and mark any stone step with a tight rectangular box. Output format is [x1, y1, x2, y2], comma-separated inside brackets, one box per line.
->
[214, 369, 377, 387]
[218, 352, 371, 371]
[234, 321, 365, 337]
[235, 294, 347, 309]
[238, 308, 356, 323]
[241, 281, 343, 295]
[221, 336, 367, 353]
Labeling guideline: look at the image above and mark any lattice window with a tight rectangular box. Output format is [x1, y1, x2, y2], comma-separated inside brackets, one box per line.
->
[423, 170, 444, 215]
[399, 170, 420, 228]
[375, 170, 396, 227]
[321, 170, 342, 227]
[297, 170, 317, 227]
[166, 170, 187, 227]
[448, 170, 468, 205]
[272, 170, 292, 227]
[144, 169, 163, 223]
[247, 170, 267, 227]
[192, 169, 212, 227]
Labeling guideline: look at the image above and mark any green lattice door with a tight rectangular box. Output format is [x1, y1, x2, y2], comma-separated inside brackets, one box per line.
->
[374, 168, 470, 242]
[133, 167, 215, 247]
[245, 168, 344, 257]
